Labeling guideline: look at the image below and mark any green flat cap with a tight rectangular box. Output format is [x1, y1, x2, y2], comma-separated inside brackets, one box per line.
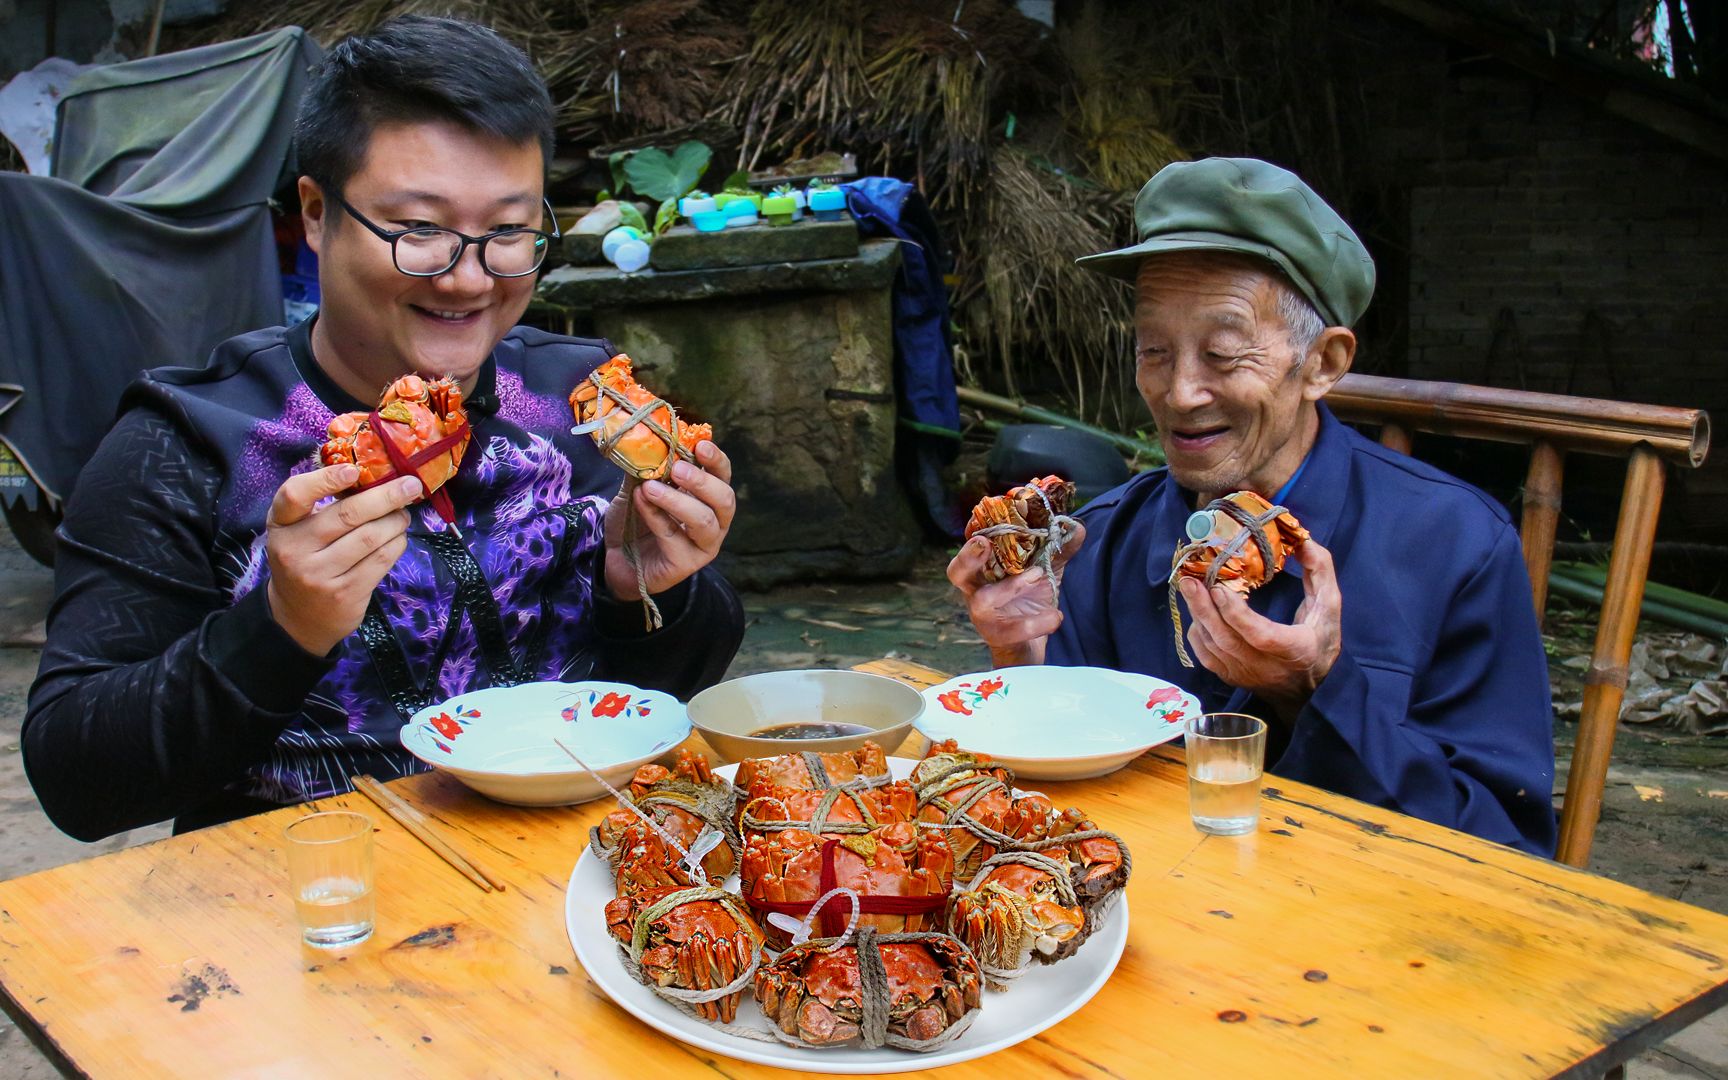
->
[1076, 157, 1376, 327]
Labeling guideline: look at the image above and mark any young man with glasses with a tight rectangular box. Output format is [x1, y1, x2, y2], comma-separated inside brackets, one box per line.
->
[22, 17, 745, 840]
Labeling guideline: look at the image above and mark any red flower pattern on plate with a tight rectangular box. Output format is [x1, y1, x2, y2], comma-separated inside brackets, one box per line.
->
[592, 692, 632, 719]
[1144, 688, 1190, 725]
[977, 677, 1005, 699]
[431, 711, 463, 740]
[937, 689, 973, 716]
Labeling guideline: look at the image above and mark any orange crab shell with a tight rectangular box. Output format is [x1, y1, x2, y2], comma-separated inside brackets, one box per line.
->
[948, 808, 1126, 977]
[963, 475, 1077, 581]
[1175, 490, 1308, 592]
[741, 780, 920, 838]
[318, 374, 470, 501]
[604, 885, 763, 1025]
[569, 355, 713, 481]
[754, 934, 982, 1047]
[738, 823, 954, 950]
[735, 740, 889, 792]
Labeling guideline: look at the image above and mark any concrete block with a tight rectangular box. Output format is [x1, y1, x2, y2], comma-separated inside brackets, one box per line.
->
[650, 218, 860, 272]
[548, 241, 917, 585]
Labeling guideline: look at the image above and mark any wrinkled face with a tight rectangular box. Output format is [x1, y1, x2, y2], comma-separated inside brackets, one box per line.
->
[1133, 251, 1319, 499]
[302, 120, 544, 393]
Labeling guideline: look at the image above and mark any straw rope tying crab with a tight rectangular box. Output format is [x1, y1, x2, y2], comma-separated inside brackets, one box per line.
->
[569, 355, 714, 630]
[1168, 490, 1309, 667]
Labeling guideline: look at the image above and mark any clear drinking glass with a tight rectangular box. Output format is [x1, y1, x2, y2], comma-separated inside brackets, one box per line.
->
[285, 811, 376, 949]
[1185, 712, 1269, 836]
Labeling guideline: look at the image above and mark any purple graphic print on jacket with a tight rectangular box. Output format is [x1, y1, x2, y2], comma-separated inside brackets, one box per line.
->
[198, 327, 620, 804]
[23, 320, 746, 840]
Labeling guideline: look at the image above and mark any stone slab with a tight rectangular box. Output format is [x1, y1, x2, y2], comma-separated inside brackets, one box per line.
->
[539, 238, 899, 308]
[588, 284, 918, 586]
[649, 217, 859, 272]
[561, 232, 604, 266]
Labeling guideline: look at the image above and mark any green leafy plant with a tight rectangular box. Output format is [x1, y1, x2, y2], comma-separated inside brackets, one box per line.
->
[602, 141, 715, 238]
[620, 141, 712, 204]
[653, 199, 680, 236]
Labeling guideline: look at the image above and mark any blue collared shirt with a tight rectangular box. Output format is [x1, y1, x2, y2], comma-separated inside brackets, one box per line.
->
[1050, 403, 1557, 856]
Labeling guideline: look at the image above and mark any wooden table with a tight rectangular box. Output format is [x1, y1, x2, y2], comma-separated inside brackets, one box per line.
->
[3, 661, 1727, 1078]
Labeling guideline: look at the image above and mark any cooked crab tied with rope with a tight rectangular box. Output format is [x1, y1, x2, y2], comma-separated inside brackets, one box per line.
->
[319, 373, 471, 526]
[568, 355, 711, 481]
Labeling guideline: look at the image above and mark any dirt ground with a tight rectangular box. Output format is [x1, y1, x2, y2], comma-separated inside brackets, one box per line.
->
[1, 528, 1725, 1077]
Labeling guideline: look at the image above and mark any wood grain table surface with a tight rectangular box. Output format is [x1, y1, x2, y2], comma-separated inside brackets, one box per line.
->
[2, 660, 1726, 1078]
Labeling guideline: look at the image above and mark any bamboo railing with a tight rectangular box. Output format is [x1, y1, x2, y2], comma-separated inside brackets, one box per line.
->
[1326, 373, 1710, 869]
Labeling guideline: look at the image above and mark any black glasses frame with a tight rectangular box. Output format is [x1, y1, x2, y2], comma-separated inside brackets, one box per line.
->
[332, 193, 562, 279]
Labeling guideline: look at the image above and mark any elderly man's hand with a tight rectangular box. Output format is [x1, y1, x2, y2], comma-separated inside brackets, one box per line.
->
[1178, 538, 1342, 721]
[604, 440, 735, 604]
[946, 523, 1087, 668]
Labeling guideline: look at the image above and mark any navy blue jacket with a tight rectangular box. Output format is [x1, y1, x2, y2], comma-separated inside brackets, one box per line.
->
[1050, 404, 1557, 856]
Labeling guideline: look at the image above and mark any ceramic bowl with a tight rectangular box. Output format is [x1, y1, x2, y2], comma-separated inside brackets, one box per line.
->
[398, 680, 690, 806]
[916, 665, 1199, 780]
[685, 669, 925, 763]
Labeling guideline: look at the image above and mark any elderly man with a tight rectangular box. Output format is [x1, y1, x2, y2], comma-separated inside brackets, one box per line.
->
[24, 17, 743, 840]
[950, 158, 1556, 856]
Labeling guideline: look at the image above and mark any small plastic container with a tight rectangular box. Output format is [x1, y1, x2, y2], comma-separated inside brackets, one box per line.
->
[691, 210, 728, 233]
[610, 238, 651, 272]
[715, 191, 763, 213]
[808, 188, 847, 221]
[601, 225, 644, 263]
[762, 194, 796, 227]
[722, 200, 759, 228]
[679, 194, 716, 218]
[723, 209, 759, 228]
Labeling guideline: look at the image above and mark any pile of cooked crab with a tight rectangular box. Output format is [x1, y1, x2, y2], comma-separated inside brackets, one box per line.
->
[589, 738, 1132, 1052]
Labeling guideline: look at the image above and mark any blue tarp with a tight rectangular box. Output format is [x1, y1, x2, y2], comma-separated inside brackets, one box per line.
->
[842, 176, 962, 449]
[842, 177, 965, 536]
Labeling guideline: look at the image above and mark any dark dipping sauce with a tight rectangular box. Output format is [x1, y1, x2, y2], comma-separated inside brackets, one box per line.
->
[751, 721, 873, 740]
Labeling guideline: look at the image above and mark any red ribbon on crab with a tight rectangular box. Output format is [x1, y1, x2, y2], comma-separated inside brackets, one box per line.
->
[749, 838, 950, 939]
[320, 374, 472, 526]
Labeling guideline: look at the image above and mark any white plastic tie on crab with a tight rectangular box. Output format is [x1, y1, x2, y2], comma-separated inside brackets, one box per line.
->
[680, 827, 723, 881]
[553, 737, 708, 886]
[570, 419, 606, 436]
[775, 886, 862, 950]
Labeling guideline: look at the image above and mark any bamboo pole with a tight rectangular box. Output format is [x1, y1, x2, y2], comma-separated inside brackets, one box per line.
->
[956, 386, 1165, 462]
[1546, 571, 1728, 640]
[1327, 374, 1708, 465]
[1558, 561, 1728, 624]
[1557, 447, 1665, 869]
[1521, 441, 1564, 627]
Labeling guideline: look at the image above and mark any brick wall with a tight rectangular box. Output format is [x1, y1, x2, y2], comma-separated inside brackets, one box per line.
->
[1345, 12, 1728, 539]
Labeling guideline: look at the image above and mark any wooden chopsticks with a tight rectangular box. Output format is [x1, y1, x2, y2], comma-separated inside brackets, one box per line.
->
[350, 775, 506, 893]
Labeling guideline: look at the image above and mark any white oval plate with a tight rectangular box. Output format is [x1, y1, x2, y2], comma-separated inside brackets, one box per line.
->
[398, 680, 689, 806]
[565, 758, 1128, 1074]
[916, 665, 1197, 780]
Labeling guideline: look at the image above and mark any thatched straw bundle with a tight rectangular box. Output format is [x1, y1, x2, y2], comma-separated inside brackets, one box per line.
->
[968, 148, 1142, 431]
[168, 0, 1361, 433]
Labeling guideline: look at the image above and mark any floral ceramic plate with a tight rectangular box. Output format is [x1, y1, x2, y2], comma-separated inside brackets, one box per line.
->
[398, 680, 690, 806]
[916, 665, 1197, 780]
[565, 759, 1128, 1074]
